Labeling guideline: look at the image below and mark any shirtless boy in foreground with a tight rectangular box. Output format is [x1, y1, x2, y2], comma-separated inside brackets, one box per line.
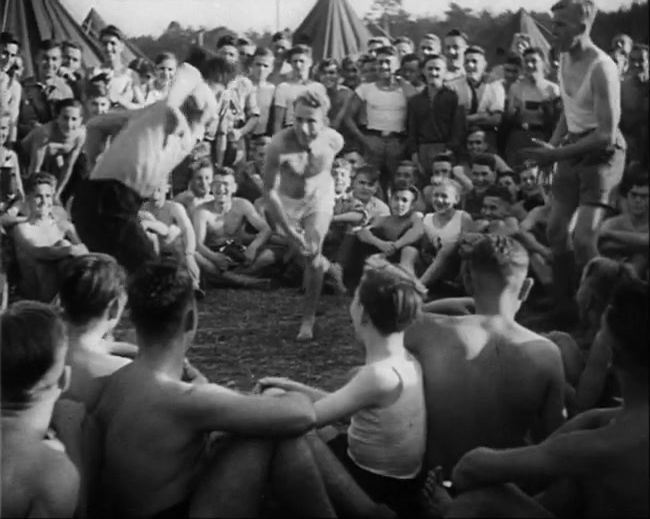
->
[405, 234, 565, 477]
[1, 301, 79, 518]
[263, 88, 344, 340]
[449, 278, 648, 518]
[87, 260, 386, 518]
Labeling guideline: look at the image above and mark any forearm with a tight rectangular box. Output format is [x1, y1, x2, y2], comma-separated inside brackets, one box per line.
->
[552, 130, 616, 161]
[549, 113, 567, 147]
[357, 227, 382, 247]
[264, 190, 294, 237]
[332, 212, 364, 225]
[517, 230, 551, 257]
[601, 230, 649, 251]
[420, 244, 455, 285]
[345, 115, 365, 143]
[394, 226, 423, 249]
[250, 228, 271, 249]
[196, 242, 223, 264]
[239, 115, 260, 138]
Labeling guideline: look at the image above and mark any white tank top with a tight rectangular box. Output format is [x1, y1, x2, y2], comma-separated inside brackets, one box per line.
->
[347, 354, 426, 479]
[559, 49, 611, 134]
[422, 210, 467, 251]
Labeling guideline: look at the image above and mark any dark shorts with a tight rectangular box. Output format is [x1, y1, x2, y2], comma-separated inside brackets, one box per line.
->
[327, 433, 423, 514]
[71, 179, 156, 273]
[552, 130, 626, 209]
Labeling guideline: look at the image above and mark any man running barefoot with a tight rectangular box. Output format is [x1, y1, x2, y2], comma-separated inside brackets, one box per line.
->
[264, 88, 344, 340]
[522, 0, 626, 325]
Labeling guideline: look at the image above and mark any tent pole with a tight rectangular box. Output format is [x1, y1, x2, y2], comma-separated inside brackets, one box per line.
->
[276, 0, 280, 31]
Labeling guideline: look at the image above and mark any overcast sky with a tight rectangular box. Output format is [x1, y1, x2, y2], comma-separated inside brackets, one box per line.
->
[62, 0, 637, 37]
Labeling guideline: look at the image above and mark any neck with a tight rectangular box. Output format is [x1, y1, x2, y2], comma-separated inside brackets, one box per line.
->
[66, 321, 109, 353]
[568, 33, 593, 60]
[137, 335, 186, 379]
[29, 212, 52, 224]
[214, 198, 232, 212]
[2, 397, 57, 438]
[377, 76, 393, 88]
[427, 84, 441, 96]
[473, 291, 518, 319]
[362, 330, 406, 363]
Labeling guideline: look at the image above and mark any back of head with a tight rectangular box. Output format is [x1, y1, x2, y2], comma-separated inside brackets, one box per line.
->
[127, 259, 195, 343]
[26, 172, 57, 195]
[472, 153, 497, 172]
[462, 234, 529, 288]
[358, 256, 426, 336]
[606, 278, 648, 374]
[59, 253, 127, 326]
[1, 301, 66, 405]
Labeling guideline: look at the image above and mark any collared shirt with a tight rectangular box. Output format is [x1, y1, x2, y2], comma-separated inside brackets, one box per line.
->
[620, 74, 649, 134]
[508, 78, 560, 127]
[448, 75, 505, 115]
[18, 76, 73, 139]
[406, 86, 463, 155]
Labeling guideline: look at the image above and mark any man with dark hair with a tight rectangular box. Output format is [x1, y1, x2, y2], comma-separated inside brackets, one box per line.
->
[620, 43, 649, 164]
[264, 88, 344, 340]
[1, 301, 79, 519]
[398, 53, 424, 99]
[405, 234, 565, 477]
[269, 30, 293, 84]
[0, 34, 22, 143]
[522, 0, 627, 328]
[394, 36, 414, 60]
[418, 34, 441, 60]
[346, 45, 409, 193]
[449, 277, 648, 518]
[17, 39, 73, 140]
[60, 41, 85, 100]
[272, 44, 326, 133]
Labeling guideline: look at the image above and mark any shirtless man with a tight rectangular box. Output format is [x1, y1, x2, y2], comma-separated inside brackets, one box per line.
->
[264, 88, 344, 340]
[71, 62, 217, 273]
[522, 0, 627, 324]
[1, 301, 79, 519]
[405, 234, 565, 477]
[448, 278, 648, 518]
[173, 157, 215, 219]
[12, 173, 88, 302]
[194, 167, 274, 286]
[87, 260, 385, 518]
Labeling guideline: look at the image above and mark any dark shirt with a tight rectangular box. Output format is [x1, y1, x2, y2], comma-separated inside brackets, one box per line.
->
[463, 189, 487, 220]
[17, 76, 74, 140]
[406, 87, 463, 155]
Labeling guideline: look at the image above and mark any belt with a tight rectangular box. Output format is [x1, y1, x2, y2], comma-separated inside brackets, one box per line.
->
[364, 128, 406, 138]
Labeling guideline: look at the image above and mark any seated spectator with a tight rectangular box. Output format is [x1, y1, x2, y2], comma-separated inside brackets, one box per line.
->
[193, 167, 274, 287]
[517, 200, 553, 291]
[235, 134, 268, 203]
[84, 81, 111, 119]
[174, 157, 215, 218]
[414, 179, 473, 288]
[405, 234, 565, 477]
[474, 185, 519, 236]
[598, 169, 648, 277]
[388, 160, 426, 211]
[86, 259, 379, 518]
[496, 169, 520, 204]
[351, 165, 390, 223]
[1, 301, 79, 518]
[448, 279, 648, 519]
[460, 126, 512, 176]
[343, 147, 367, 173]
[357, 183, 423, 273]
[422, 152, 473, 211]
[12, 173, 87, 302]
[510, 161, 547, 220]
[259, 256, 428, 516]
[22, 98, 86, 205]
[141, 180, 201, 291]
[463, 153, 499, 219]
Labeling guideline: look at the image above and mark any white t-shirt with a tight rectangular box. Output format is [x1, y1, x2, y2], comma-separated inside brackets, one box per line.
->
[355, 82, 408, 133]
[274, 80, 327, 127]
[477, 80, 506, 114]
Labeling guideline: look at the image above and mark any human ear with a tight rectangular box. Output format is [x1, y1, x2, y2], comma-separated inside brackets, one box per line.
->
[519, 277, 534, 302]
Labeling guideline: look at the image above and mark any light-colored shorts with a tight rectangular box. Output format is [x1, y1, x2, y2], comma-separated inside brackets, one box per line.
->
[278, 189, 335, 235]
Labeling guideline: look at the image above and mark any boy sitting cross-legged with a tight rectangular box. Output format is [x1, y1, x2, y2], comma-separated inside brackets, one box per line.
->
[1, 301, 79, 519]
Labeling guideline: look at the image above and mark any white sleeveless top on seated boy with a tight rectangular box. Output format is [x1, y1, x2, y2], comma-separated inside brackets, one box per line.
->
[347, 353, 426, 479]
[422, 209, 468, 250]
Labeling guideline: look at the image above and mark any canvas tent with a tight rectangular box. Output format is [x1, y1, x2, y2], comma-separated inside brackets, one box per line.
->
[293, 0, 372, 62]
[82, 8, 149, 64]
[1, 0, 105, 77]
[491, 9, 552, 61]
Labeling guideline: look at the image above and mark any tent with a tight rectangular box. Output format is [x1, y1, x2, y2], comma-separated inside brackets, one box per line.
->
[1, 0, 105, 77]
[293, 0, 372, 62]
[82, 8, 149, 64]
[491, 9, 552, 61]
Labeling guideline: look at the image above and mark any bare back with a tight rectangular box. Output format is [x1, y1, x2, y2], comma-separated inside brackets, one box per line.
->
[405, 313, 564, 475]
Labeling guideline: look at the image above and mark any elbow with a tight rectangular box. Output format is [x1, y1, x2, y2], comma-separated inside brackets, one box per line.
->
[597, 129, 616, 149]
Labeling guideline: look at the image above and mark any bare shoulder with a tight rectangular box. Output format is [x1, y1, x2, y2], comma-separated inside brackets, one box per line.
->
[33, 442, 80, 514]
[405, 312, 460, 350]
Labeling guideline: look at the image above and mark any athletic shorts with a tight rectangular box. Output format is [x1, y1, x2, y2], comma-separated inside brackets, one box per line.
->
[552, 129, 626, 209]
[277, 189, 335, 235]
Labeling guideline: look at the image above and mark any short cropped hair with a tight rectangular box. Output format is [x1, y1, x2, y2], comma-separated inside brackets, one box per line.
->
[216, 34, 237, 49]
[358, 256, 426, 335]
[465, 45, 486, 56]
[551, 0, 597, 25]
[287, 44, 312, 60]
[355, 165, 381, 184]
[505, 52, 523, 67]
[214, 165, 236, 179]
[433, 152, 455, 165]
[397, 160, 418, 172]
[483, 184, 513, 205]
[293, 87, 331, 113]
[400, 53, 420, 67]
[332, 157, 351, 171]
[391, 180, 419, 199]
[59, 254, 127, 325]
[523, 47, 546, 60]
[128, 260, 195, 341]
[189, 156, 213, 175]
[421, 33, 441, 45]
[607, 278, 648, 370]
[85, 81, 109, 99]
[26, 172, 57, 194]
[471, 153, 497, 171]
[54, 98, 82, 116]
[394, 36, 414, 47]
[445, 29, 468, 42]
[375, 46, 397, 57]
[318, 58, 340, 73]
[62, 41, 80, 52]
[155, 51, 177, 65]
[99, 24, 124, 41]
[38, 39, 61, 53]
[1, 301, 66, 404]
[253, 47, 274, 60]
[498, 169, 520, 183]
[461, 234, 529, 284]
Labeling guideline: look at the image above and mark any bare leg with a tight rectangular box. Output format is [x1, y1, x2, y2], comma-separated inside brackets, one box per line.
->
[190, 438, 273, 518]
[571, 205, 607, 273]
[445, 484, 553, 518]
[304, 432, 395, 519]
[271, 436, 337, 518]
[297, 211, 332, 341]
[195, 251, 219, 275]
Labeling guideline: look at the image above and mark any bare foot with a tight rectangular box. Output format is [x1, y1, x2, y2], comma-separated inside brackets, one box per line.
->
[419, 467, 452, 518]
[296, 318, 315, 341]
